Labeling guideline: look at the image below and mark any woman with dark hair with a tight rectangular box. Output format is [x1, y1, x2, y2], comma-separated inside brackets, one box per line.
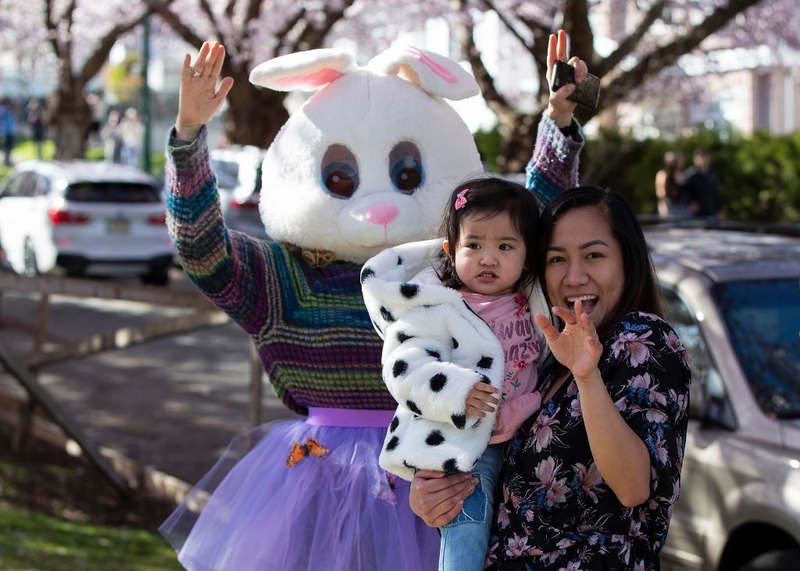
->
[411, 186, 691, 570]
[655, 151, 687, 218]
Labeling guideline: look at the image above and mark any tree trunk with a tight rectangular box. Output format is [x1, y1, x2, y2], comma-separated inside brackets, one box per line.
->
[221, 69, 290, 149]
[497, 111, 539, 174]
[50, 86, 92, 160]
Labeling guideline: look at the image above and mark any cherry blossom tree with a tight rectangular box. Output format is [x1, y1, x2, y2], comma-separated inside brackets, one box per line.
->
[144, 0, 365, 148]
[452, 0, 800, 171]
[0, 0, 147, 159]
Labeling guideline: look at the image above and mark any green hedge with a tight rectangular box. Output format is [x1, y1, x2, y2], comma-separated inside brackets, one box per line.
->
[476, 126, 800, 224]
[581, 127, 800, 223]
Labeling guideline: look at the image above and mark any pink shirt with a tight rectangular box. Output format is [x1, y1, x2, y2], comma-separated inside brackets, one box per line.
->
[462, 291, 542, 444]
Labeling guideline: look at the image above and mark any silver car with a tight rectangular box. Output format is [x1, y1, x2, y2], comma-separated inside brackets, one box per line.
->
[0, 160, 174, 284]
[647, 224, 800, 571]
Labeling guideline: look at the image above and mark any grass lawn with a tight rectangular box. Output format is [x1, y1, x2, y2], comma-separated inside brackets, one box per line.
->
[0, 502, 183, 571]
[0, 428, 182, 571]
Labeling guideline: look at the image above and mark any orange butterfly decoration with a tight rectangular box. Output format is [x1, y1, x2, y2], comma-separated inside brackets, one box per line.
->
[285, 437, 330, 467]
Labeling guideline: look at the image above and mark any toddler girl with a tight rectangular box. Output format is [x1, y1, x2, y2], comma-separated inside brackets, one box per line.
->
[361, 176, 549, 571]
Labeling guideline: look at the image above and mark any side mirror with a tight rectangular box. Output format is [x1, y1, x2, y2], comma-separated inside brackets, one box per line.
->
[690, 368, 737, 430]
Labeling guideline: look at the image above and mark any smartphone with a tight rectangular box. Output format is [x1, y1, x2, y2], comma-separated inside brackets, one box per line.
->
[550, 60, 600, 110]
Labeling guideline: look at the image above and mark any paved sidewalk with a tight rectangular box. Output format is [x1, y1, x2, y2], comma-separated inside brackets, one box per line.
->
[0, 271, 301, 487]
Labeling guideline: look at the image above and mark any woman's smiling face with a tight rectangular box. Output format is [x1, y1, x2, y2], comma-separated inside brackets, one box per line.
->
[544, 205, 624, 330]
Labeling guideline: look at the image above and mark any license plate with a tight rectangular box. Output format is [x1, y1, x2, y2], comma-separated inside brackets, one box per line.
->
[107, 219, 130, 233]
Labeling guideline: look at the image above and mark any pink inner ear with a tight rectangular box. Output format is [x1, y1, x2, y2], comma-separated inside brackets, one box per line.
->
[275, 68, 344, 89]
[403, 47, 457, 84]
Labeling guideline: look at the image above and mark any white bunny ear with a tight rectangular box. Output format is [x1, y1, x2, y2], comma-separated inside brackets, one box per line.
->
[249, 49, 356, 92]
[368, 46, 480, 101]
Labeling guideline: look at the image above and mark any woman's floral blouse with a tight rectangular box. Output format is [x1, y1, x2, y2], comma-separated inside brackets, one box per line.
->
[486, 312, 691, 571]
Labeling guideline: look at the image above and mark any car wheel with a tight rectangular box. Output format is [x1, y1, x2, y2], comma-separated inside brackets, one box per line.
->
[23, 239, 38, 278]
[739, 549, 800, 571]
[141, 267, 170, 286]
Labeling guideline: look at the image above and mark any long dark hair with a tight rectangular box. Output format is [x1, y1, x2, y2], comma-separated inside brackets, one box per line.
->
[536, 186, 664, 340]
[663, 151, 683, 201]
[437, 175, 540, 294]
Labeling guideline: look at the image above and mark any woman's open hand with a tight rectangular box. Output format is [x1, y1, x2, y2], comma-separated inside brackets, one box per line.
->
[546, 29, 589, 129]
[535, 299, 603, 380]
[409, 470, 477, 528]
[175, 41, 234, 141]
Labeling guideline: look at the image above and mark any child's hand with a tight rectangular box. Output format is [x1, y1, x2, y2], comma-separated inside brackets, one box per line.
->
[465, 382, 500, 417]
[546, 29, 589, 129]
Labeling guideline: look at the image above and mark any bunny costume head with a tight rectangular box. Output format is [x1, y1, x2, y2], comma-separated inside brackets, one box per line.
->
[249, 46, 483, 263]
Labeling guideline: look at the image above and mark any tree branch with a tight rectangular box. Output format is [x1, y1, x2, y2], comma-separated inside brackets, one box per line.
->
[198, 0, 225, 43]
[273, 6, 306, 53]
[596, 0, 763, 116]
[224, 0, 236, 20]
[145, 0, 206, 49]
[457, 0, 515, 123]
[79, 15, 144, 86]
[594, 0, 667, 77]
[290, 0, 355, 52]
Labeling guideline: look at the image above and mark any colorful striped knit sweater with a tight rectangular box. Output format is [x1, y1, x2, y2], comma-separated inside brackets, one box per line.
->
[164, 115, 582, 415]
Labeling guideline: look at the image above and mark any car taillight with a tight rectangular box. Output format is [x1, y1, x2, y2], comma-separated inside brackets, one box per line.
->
[48, 205, 89, 224]
[148, 213, 167, 224]
[228, 193, 260, 210]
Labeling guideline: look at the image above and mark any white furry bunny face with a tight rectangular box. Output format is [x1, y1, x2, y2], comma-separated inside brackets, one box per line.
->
[250, 47, 483, 264]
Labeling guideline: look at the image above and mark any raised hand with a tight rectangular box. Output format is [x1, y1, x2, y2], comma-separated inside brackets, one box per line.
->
[175, 41, 235, 141]
[534, 299, 603, 381]
[546, 29, 589, 128]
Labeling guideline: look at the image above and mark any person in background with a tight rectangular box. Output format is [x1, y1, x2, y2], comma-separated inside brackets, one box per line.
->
[119, 107, 144, 168]
[102, 110, 123, 163]
[0, 99, 18, 166]
[26, 99, 46, 160]
[654, 150, 687, 218]
[683, 147, 723, 219]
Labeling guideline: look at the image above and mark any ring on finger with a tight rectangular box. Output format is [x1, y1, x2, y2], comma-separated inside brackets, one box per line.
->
[190, 66, 202, 77]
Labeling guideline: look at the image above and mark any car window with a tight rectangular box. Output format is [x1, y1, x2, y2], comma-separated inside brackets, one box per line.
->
[662, 287, 736, 428]
[2, 172, 36, 198]
[714, 278, 800, 419]
[64, 182, 161, 203]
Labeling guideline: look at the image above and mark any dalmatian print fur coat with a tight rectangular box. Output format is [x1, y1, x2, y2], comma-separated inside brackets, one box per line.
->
[361, 239, 548, 481]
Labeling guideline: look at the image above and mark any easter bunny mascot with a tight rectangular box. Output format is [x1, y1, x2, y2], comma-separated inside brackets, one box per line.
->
[159, 35, 585, 571]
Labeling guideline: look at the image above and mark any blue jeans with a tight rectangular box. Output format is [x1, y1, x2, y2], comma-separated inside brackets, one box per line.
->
[438, 444, 502, 571]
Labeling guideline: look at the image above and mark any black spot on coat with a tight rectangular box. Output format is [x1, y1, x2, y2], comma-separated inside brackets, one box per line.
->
[429, 373, 447, 392]
[400, 283, 419, 298]
[425, 430, 445, 446]
[407, 400, 422, 416]
[393, 360, 408, 377]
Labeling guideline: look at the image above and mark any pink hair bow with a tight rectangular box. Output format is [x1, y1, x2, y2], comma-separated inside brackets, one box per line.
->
[454, 189, 469, 210]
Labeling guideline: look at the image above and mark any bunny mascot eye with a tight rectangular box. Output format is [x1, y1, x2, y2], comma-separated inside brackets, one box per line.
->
[389, 142, 425, 194]
[320, 144, 359, 199]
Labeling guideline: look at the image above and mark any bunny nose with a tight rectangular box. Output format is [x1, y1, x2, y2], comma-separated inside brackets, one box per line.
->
[365, 203, 399, 226]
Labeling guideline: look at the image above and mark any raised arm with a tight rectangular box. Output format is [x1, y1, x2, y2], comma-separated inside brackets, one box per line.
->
[166, 43, 276, 334]
[528, 30, 586, 206]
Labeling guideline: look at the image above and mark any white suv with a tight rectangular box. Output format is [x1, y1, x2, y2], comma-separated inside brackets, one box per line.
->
[0, 160, 174, 284]
[646, 224, 800, 571]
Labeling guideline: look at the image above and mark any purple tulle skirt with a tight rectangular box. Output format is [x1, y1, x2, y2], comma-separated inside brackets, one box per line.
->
[159, 414, 439, 570]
